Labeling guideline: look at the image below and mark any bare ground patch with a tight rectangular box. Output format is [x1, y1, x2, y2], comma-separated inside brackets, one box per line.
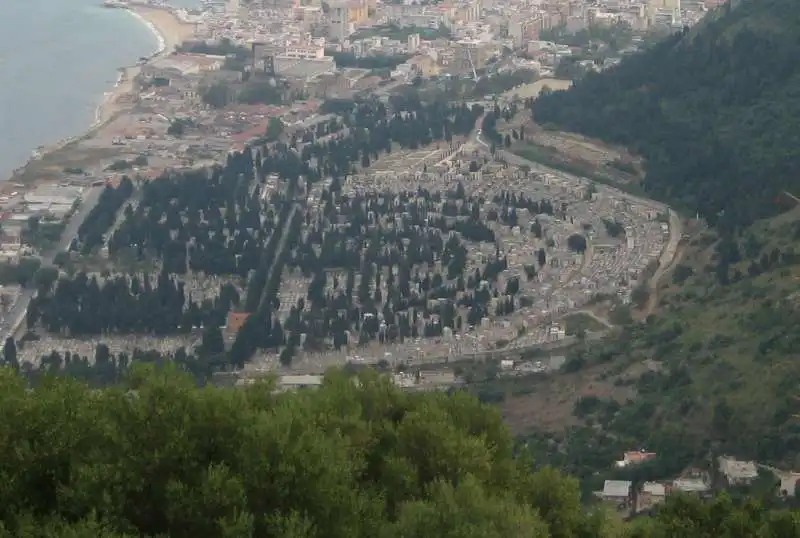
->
[500, 120, 647, 189]
[529, 130, 640, 169]
[501, 365, 636, 435]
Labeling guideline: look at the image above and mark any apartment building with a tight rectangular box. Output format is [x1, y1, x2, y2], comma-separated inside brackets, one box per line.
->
[348, 0, 369, 24]
[328, 2, 351, 42]
[456, 2, 481, 22]
[282, 43, 325, 60]
[453, 40, 494, 73]
[294, 5, 323, 24]
[408, 33, 421, 52]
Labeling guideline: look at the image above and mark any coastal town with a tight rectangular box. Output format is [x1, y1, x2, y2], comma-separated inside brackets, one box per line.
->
[0, 0, 701, 373]
[0, 0, 691, 368]
[1, 0, 797, 515]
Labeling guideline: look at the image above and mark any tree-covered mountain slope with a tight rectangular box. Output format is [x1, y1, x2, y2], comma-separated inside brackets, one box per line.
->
[533, 0, 800, 230]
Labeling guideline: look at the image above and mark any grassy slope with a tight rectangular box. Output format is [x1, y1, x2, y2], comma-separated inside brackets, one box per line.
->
[507, 209, 800, 473]
[624, 209, 800, 457]
[502, 0, 800, 471]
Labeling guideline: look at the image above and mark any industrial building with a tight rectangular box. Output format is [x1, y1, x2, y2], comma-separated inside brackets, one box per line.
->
[23, 184, 83, 220]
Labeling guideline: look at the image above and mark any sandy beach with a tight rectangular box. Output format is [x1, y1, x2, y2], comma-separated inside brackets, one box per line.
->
[129, 5, 196, 58]
[98, 5, 196, 125]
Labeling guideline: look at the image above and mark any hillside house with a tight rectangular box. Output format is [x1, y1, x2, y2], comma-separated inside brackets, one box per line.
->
[601, 480, 632, 508]
[636, 482, 667, 512]
[780, 472, 800, 497]
[616, 450, 657, 468]
[672, 477, 711, 496]
[719, 456, 758, 486]
[225, 312, 251, 338]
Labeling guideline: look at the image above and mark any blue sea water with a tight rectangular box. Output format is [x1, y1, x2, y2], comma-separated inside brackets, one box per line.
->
[0, 0, 160, 181]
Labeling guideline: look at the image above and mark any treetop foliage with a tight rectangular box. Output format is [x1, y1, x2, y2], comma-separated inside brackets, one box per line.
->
[533, 0, 800, 231]
[0, 366, 797, 537]
[527, 0, 800, 476]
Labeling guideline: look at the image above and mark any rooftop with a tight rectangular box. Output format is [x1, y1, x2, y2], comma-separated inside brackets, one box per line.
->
[672, 477, 710, 493]
[720, 457, 759, 480]
[641, 482, 666, 497]
[279, 375, 324, 387]
[602, 480, 632, 498]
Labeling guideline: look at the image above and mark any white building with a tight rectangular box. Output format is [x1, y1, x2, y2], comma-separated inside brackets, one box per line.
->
[719, 457, 759, 486]
[407, 33, 420, 52]
[277, 375, 324, 390]
[509, 20, 525, 48]
[282, 44, 325, 60]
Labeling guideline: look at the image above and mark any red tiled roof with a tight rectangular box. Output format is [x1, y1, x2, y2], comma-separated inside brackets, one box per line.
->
[226, 312, 251, 334]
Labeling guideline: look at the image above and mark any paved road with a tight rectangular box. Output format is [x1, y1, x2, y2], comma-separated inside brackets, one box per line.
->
[0, 186, 103, 343]
[278, 332, 609, 375]
[257, 204, 298, 312]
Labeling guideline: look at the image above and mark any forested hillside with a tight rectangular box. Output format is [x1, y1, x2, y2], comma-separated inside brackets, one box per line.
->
[0, 366, 797, 537]
[531, 208, 800, 478]
[517, 0, 800, 483]
[533, 0, 800, 230]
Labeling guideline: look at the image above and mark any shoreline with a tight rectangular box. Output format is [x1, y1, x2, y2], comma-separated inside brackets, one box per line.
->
[6, 4, 193, 188]
[125, 7, 168, 58]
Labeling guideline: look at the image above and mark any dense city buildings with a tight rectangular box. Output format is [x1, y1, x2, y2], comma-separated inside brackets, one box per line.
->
[0, 0, 716, 379]
[0, 0, 720, 373]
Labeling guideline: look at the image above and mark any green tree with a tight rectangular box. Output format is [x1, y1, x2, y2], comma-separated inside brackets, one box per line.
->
[26, 216, 39, 239]
[238, 80, 282, 106]
[201, 324, 226, 355]
[2, 338, 16, 370]
[15, 257, 42, 287]
[33, 266, 59, 293]
[631, 285, 649, 309]
[266, 118, 284, 142]
[167, 120, 185, 137]
[387, 476, 549, 538]
[201, 82, 231, 109]
[53, 251, 70, 268]
[0, 366, 791, 536]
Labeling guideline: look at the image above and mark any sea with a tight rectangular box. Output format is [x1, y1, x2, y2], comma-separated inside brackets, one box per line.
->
[0, 0, 198, 182]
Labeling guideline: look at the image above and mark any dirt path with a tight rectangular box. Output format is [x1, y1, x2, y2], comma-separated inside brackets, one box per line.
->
[569, 309, 613, 329]
[643, 210, 683, 316]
